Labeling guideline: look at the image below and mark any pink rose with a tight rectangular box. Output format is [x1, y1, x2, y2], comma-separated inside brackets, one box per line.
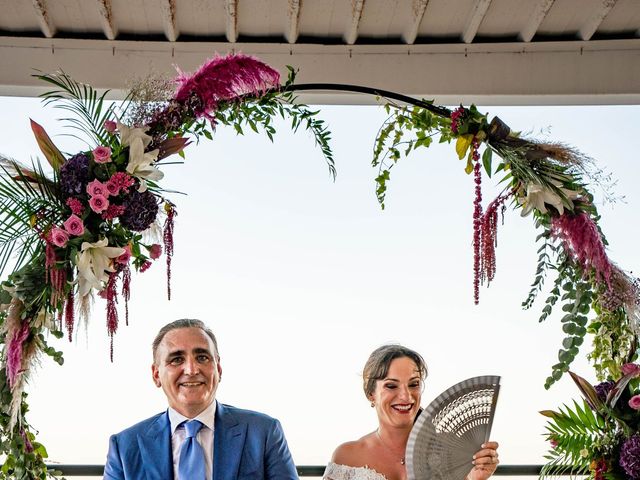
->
[149, 244, 162, 260]
[116, 244, 132, 265]
[92, 146, 112, 164]
[49, 227, 69, 248]
[63, 214, 84, 236]
[629, 394, 640, 410]
[104, 120, 117, 133]
[66, 197, 84, 215]
[89, 194, 109, 213]
[86, 179, 109, 198]
[621, 363, 640, 377]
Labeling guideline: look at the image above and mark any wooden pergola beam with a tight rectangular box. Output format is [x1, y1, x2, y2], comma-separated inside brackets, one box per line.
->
[519, 0, 555, 43]
[578, 0, 617, 41]
[31, 0, 56, 38]
[96, 0, 117, 41]
[345, 0, 365, 45]
[160, 0, 178, 42]
[461, 0, 492, 44]
[403, 0, 429, 45]
[286, 0, 301, 44]
[226, 0, 238, 43]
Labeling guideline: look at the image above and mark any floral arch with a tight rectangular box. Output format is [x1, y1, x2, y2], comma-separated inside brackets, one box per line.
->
[0, 54, 638, 478]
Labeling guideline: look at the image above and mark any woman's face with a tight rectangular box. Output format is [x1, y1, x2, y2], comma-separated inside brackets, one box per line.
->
[370, 356, 422, 430]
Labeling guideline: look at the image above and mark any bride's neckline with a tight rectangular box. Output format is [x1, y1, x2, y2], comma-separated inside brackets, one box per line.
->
[327, 461, 389, 480]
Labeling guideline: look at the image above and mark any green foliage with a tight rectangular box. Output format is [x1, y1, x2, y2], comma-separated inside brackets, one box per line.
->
[35, 71, 120, 148]
[544, 262, 593, 390]
[0, 367, 60, 479]
[588, 306, 635, 382]
[371, 104, 453, 208]
[541, 400, 608, 478]
[522, 221, 558, 311]
[0, 158, 63, 277]
[211, 67, 335, 179]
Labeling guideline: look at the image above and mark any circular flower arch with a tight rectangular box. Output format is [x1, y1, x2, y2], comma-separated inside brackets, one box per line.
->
[0, 54, 638, 478]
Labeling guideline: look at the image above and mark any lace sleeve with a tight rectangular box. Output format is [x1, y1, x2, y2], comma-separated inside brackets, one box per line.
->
[323, 462, 388, 480]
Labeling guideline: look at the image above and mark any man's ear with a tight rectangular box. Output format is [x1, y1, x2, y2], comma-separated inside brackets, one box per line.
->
[217, 358, 222, 381]
[151, 364, 161, 387]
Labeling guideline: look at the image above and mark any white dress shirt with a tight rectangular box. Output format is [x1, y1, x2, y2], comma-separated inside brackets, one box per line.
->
[169, 400, 216, 480]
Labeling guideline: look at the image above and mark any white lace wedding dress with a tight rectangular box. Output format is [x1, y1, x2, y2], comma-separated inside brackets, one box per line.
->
[323, 462, 388, 480]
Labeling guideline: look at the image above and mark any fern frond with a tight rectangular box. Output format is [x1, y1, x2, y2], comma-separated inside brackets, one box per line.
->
[0, 156, 63, 275]
[34, 71, 118, 147]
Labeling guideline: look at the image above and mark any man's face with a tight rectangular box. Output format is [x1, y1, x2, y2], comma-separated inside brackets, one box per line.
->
[151, 327, 222, 418]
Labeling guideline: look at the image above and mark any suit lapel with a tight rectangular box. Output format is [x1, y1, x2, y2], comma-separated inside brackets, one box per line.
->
[138, 411, 174, 480]
[213, 403, 248, 480]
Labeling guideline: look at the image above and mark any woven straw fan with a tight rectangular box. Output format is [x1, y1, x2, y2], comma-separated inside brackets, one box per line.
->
[406, 375, 501, 480]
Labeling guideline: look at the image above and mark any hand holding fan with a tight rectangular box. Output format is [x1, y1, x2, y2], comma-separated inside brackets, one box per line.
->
[405, 375, 501, 480]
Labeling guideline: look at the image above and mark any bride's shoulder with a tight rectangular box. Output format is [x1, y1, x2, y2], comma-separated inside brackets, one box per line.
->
[331, 432, 376, 465]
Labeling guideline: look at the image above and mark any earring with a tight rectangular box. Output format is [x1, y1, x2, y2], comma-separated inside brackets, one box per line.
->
[370, 401, 375, 408]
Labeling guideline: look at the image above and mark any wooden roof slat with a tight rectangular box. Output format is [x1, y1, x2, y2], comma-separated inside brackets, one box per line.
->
[95, 0, 116, 41]
[160, 0, 178, 42]
[226, 0, 238, 43]
[461, 0, 492, 44]
[519, 0, 556, 43]
[286, 0, 301, 44]
[31, 0, 56, 38]
[403, 0, 429, 45]
[579, 0, 617, 41]
[345, 0, 366, 45]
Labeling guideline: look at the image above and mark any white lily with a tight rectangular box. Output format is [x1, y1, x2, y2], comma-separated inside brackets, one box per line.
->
[117, 121, 152, 148]
[33, 307, 54, 329]
[125, 137, 164, 191]
[76, 238, 125, 297]
[518, 180, 581, 217]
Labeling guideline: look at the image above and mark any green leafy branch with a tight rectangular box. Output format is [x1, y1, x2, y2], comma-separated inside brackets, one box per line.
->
[540, 400, 608, 478]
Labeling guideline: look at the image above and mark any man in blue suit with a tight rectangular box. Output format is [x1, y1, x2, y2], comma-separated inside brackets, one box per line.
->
[104, 319, 298, 479]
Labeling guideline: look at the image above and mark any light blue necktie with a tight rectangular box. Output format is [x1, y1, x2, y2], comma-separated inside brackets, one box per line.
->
[178, 420, 206, 479]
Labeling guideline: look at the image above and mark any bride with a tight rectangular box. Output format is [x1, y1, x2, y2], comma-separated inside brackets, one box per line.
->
[323, 344, 500, 480]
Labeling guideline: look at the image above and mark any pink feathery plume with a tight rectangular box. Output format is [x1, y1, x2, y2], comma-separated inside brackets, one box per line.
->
[122, 264, 131, 327]
[551, 212, 613, 288]
[6, 321, 30, 389]
[106, 272, 119, 362]
[174, 53, 281, 119]
[471, 139, 482, 305]
[163, 204, 176, 301]
[64, 290, 75, 342]
[479, 191, 513, 287]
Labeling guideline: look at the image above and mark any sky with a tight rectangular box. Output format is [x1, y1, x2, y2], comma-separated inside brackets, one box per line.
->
[0, 96, 639, 474]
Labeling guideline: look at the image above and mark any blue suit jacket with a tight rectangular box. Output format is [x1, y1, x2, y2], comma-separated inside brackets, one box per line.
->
[104, 403, 298, 479]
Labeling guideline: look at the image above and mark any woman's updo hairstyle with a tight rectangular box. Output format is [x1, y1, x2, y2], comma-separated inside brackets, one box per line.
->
[362, 344, 428, 399]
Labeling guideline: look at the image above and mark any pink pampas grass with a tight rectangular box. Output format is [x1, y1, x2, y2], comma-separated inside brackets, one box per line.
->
[174, 53, 281, 119]
[551, 212, 612, 288]
[6, 320, 30, 388]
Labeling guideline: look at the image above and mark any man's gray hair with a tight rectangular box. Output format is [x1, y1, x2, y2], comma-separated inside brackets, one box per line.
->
[152, 319, 219, 362]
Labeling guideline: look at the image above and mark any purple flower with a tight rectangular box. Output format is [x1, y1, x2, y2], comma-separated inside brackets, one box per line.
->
[120, 190, 159, 231]
[620, 434, 640, 479]
[59, 153, 90, 196]
[594, 380, 615, 402]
